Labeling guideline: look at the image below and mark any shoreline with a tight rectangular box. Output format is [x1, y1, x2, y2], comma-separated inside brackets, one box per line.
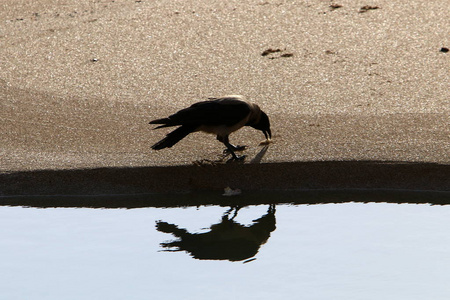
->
[1, 160, 448, 198]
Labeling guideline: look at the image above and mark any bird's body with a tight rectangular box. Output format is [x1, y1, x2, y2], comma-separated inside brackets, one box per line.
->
[149, 95, 271, 159]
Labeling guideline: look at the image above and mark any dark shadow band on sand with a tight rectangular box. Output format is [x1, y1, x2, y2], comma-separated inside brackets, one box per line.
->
[0, 160, 448, 207]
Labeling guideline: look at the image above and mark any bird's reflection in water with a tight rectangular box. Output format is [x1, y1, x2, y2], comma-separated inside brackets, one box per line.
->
[156, 205, 276, 262]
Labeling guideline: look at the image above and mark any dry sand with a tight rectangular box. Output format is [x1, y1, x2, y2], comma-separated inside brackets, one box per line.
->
[1, 0, 449, 195]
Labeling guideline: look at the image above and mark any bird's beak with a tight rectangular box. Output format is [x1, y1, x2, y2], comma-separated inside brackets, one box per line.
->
[263, 129, 272, 140]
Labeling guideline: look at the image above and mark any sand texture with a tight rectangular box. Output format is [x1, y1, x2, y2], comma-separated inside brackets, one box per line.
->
[1, 0, 449, 195]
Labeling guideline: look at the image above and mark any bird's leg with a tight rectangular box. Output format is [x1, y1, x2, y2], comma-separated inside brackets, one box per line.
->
[217, 135, 246, 160]
[217, 135, 247, 153]
[225, 143, 240, 159]
[228, 144, 247, 151]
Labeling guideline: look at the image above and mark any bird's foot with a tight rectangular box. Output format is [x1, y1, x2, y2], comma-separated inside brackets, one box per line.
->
[233, 145, 247, 151]
[223, 145, 247, 154]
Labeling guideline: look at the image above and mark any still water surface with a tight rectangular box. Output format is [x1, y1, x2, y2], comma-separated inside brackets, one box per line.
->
[1, 192, 450, 300]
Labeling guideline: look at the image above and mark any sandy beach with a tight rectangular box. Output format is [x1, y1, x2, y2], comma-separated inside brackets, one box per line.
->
[1, 0, 449, 195]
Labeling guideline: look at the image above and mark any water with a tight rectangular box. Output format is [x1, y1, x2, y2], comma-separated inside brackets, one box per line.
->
[1, 191, 450, 300]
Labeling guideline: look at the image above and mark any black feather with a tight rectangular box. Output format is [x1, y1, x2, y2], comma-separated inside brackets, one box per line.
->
[151, 125, 197, 150]
[149, 118, 170, 125]
[149, 98, 251, 128]
[149, 96, 271, 158]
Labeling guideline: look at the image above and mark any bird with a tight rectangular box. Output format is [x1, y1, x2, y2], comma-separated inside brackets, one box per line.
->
[149, 95, 271, 160]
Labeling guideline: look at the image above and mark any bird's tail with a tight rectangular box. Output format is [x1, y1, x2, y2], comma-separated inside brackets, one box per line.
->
[151, 125, 196, 150]
[149, 118, 170, 124]
[149, 118, 172, 129]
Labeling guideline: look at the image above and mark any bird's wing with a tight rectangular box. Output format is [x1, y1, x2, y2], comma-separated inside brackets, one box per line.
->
[167, 98, 251, 127]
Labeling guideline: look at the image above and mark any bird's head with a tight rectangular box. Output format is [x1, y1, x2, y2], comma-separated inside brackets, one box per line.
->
[250, 110, 272, 140]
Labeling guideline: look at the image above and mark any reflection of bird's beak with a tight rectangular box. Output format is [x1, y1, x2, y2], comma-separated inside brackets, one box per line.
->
[264, 129, 272, 140]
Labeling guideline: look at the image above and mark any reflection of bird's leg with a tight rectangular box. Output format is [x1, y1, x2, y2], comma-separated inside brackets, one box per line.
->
[223, 206, 242, 221]
[229, 206, 242, 221]
[218, 135, 247, 160]
[224, 206, 234, 217]
[268, 204, 276, 214]
[223, 207, 233, 219]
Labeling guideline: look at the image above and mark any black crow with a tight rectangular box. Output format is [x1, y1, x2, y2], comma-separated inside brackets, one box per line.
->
[149, 95, 271, 160]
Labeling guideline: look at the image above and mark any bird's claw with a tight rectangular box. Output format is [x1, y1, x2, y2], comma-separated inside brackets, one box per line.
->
[223, 145, 247, 154]
[234, 145, 247, 151]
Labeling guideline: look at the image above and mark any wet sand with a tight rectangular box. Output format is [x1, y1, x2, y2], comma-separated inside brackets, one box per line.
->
[1, 0, 449, 195]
